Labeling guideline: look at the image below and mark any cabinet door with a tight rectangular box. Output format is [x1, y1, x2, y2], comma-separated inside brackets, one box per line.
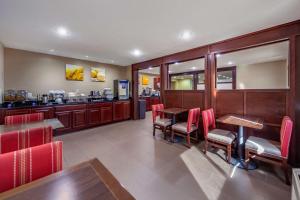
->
[123, 101, 131, 120]
[31, 107, 54, 119]
[6, 109, 31, 116]
[72, 110, 87, 129]
[87, 108, 101, 126]
[113, 102, 124, 121]
[55, 111, 72, 133]
[101, 105, 113, 124]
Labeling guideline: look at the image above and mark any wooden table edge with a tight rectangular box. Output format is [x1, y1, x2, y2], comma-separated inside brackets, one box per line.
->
[0, 158, 135, 200]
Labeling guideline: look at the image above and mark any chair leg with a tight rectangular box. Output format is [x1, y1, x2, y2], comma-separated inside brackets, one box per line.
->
[282, 159, 290, 185]
[153, 125, 156, 136]
[245, 149, 249, 171]
[186, 134, 191, 148]
[227, 145, 231, 163]
[163, 127, 167, 140]
[171, 129, 175, 143]
[203, 140, 208, 154]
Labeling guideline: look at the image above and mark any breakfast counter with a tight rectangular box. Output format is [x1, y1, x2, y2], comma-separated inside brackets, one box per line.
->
[0, 100, 131, 134]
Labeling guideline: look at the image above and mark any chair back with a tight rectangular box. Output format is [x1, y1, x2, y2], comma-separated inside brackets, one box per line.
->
[202, 108, 216, 138]
[5, 113, 44, 125]
[151, 104, 164, 123]
[187, 108, 201, 132]
[0, 126, 53, 154]
[0, 141, 63, 193]
[280, 116, 293, 158]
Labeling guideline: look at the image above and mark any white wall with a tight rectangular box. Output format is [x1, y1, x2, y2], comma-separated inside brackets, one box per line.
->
[236, 60, 288, 89]
[4, 48, 130, 95]
[0, 43, 4, 103]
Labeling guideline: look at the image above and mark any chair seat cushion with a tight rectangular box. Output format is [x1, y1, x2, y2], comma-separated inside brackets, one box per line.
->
[155, 118, 171, 127]
[172, 122, 197, 133]
[245, 136, 281, 157]
[207, 129, 236, 145]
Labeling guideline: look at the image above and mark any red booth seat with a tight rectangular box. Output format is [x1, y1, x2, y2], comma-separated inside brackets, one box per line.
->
[0, 141, 63, 193]
[4, 113, 44, 125]
[0, 126, 53, 154]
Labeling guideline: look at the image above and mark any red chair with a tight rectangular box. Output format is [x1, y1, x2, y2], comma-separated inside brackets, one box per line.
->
[171, 108, 200, 147]
[0, 126, 53, 154]
[0, 141, 63, 193]
[202, 108, 236, 162]
[4, 113, 44, 125]
[245, 116, 293, 184]
[152, 104, 171, 139]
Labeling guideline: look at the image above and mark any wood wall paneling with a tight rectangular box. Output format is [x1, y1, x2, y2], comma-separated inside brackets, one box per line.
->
[216, 91, 244, 117]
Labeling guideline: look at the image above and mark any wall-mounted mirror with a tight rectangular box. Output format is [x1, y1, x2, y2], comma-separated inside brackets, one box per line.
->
[138, 66, 160, 97]
[168, 58, 205, 90]
[216, 41, 289, 89]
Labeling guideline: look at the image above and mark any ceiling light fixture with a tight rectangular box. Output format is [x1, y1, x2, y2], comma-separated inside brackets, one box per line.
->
[192, 67, 196, 70]
[131, 49, 142, 57]
[49, 49, 55, 52]
[85, 55, 89, 58]
[180, 30, 193, 41]
[56, 26, 69, 37]
[175, 62, 179, 65]
[216, 54, 221, 58]
[228, 61, 233, 65]
[149, 67, 153, 70]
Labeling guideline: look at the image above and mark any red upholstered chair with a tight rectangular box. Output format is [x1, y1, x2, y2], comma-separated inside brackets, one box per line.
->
[4, 113, 44, 125]
[0, 126, 53, 154]
[0, 141, 63, 193]
[171, 108, 200, 147]
[202, 108, 236, 162]
[245, 116, 293, 184]
[152, 104, 172, 139]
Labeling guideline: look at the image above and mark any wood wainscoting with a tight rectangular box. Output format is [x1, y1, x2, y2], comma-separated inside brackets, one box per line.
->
[215, 90, 288, 141]
[164, 90, 205, 110]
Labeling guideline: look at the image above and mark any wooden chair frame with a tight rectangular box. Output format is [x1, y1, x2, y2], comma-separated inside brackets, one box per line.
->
[245, 148, 290, 185]
[153, 123, 171, 139]
[204, 138, 235, 163]
[171, 128, 199, 148]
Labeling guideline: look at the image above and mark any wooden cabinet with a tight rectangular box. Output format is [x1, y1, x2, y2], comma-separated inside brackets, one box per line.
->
[73, 109, 87, 129]
[113, 101, 124, 121]
[6, 108, 31, 116]
[101, 104, 113, 124]
[87, 108, 101, 126]
[123, 101, 131, 120]
[0, 101, 130, 133]
[31, 107, 54, 119]
[113, 101, 131, 121]
[55, 111, 72, 133]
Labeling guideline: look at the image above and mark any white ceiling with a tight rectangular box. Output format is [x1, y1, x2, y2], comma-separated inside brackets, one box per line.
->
[0, 0, 299, 66]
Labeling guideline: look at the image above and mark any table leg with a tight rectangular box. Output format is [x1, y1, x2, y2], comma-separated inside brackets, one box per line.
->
[172, 115, 176, 124]
[229, 125, 257, 170]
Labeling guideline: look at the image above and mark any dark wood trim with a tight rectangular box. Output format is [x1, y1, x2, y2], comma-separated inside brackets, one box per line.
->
[131, 19, 300, 166]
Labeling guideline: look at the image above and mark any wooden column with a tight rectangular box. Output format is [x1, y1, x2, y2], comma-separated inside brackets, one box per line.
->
[293, 34, 300, 166]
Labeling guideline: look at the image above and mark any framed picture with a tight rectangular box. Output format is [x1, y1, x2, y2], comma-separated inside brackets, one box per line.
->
[142, 75, 149, 85]
[66, 64, 84, 81]
[90, 67, 105, 82]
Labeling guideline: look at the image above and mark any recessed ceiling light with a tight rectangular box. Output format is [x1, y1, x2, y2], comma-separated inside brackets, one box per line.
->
[228, 61, 233, 65]
[149, 67, 153, 70]
[216, 54, 221, 58]
[192, 67, 196, 70]
[56, 26, 69, 37]
[175, 62, 179, 65]
[169, 70, 172, 73]
[49, 49, 55, 52]
[85, 55, 89, 58]
[131, 49, 142, 57]
[180, 30, 193, 41]
[111, 60, 115, 63]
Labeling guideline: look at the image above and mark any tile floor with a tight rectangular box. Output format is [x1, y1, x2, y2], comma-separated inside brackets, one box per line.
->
[55, 112, 291, 200]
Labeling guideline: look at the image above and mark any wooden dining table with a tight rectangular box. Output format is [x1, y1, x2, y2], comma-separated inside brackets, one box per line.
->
[158, 108, 188, 124]
[0, 118, 64, 133]
[217, 114, 263, 169]
[0, 158, 135, 200]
